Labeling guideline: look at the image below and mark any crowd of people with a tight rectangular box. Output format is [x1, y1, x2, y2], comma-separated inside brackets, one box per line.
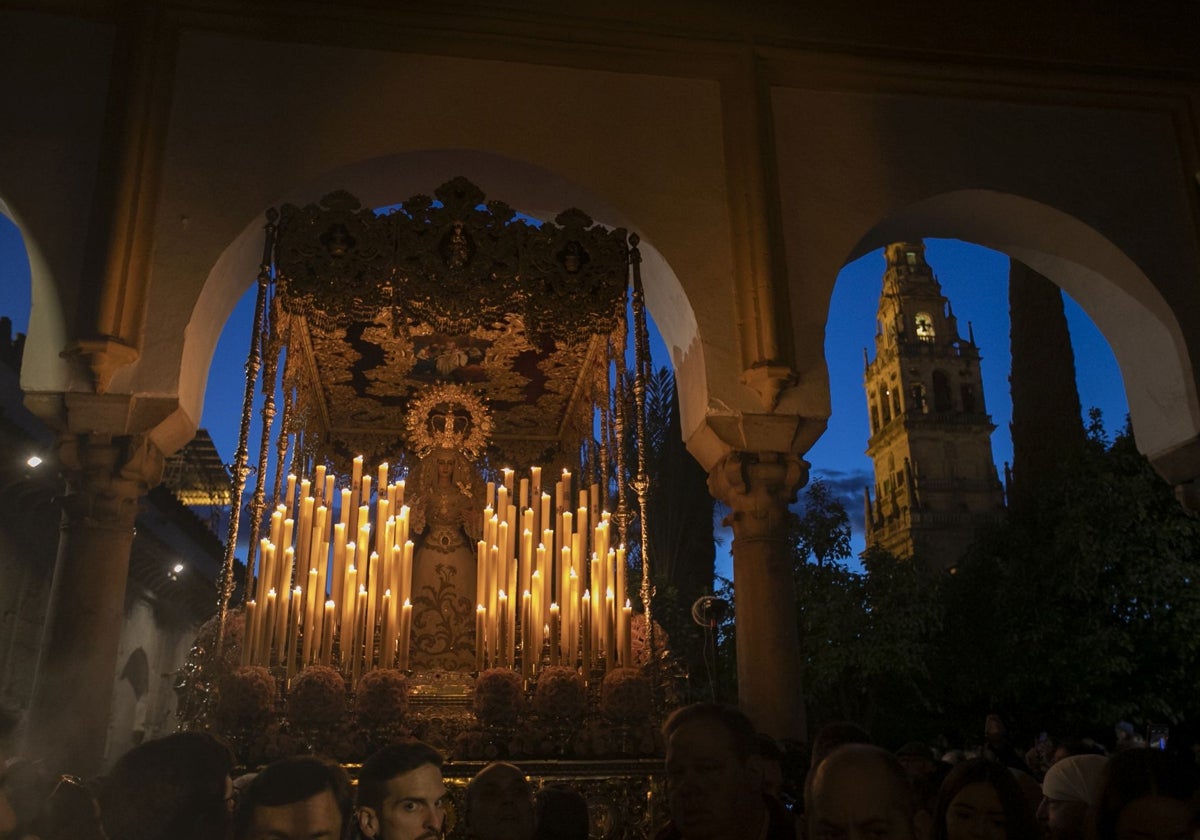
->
[1, 701, 1198, 840]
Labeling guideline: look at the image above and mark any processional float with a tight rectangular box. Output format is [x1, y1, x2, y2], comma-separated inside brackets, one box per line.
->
[177, 178, 672, 837]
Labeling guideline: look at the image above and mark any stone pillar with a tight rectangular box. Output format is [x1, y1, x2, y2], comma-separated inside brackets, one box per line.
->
[708, 451, 807, 740]
[25, 433, 163, 776]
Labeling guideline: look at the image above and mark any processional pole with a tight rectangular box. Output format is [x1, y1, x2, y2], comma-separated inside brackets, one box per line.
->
[627, 233, 656, 673]
[216, 208, 278, 653]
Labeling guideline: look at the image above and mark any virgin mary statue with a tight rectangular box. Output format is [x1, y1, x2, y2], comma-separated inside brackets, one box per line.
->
[404, 385, 490, 670]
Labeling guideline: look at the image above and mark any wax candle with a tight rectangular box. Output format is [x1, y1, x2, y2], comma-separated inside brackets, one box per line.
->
[549, 602, 560, 666]
[241, 600, 256, 666]
[352, 585, 367, 684]
[581, 590, 592, 673]
[286, 586, 302, 680]
[284, 474, 297, 519]
[605, 589, 617, 671]
[521, 590, 532, 678]
[302, 567, 319, 665]
[380, 589, 392, 669]
[621, 600, 633, 667]
[321, 600, 335, 665]
[475, 604, 487, 672]
[263, 589, 278, 665]
[497, 591, 509, 669]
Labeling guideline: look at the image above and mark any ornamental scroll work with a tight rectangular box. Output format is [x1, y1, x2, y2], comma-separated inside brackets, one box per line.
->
[273, 177, 630, 341]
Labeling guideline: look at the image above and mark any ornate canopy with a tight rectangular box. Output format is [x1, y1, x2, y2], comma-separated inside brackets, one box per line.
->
[270, 177, 630, 470]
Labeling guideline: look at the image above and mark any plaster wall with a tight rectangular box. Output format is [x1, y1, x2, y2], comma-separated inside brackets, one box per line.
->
[0, 11, 113, 397]
[126, 31, 733, 456]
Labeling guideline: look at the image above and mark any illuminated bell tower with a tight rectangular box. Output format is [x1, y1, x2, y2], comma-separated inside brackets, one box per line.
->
[863, 241, 1005, 569]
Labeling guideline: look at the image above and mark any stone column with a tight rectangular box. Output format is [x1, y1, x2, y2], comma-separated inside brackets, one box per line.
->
[708, 450, 807, 740]
[25, 433, 163, 775]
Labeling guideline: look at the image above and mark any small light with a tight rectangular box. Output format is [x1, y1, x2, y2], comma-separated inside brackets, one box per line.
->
[172, 563, 185, 574]
[26, 455, 42, 468]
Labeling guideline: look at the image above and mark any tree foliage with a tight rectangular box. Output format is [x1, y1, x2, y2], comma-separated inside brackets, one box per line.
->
[718, 416, 1200, 746]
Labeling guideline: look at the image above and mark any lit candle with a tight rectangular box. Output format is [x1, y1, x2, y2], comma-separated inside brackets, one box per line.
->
[339, 488, 352, 526]
[621, 599, 633, 667]
[321, 600, 335, 665]
[380, 589, 392, 669]
[549, 602, 560, 666]
[531, 567, 544, 656]
[284, 474, 297, 519]
[476, 604, 487, 671]
[502, 467, 514, 492]
[605, 588, 616, 671]
[314, 465, 326, 502]
[395, 479, 405, 507]
[581, 590, 592, 673]
[263, 589, 278, 665]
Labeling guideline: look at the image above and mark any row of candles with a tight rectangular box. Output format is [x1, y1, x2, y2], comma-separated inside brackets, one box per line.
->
[239, 457, 635, 684]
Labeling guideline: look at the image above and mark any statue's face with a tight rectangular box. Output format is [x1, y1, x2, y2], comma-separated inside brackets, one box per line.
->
[436, 456, 454, 478]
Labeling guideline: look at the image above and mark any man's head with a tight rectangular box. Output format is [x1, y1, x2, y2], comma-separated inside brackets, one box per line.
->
[100, 731, 236, 840]
[662, 703, 766, 840]
[806, 743, 918, 840]
[356, 740, 447, 840]
[1037, 754, 1108, 840]
[810, 721, 873, 769]
[465, 762, 535, 840]
[235, 756, 352, 840]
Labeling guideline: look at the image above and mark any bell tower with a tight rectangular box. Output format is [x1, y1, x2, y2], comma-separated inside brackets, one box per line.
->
[863, 241, 1005, 569]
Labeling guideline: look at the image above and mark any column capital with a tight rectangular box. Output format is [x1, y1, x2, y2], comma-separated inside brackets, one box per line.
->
[57, 432, 165, 531]
[707, 450, 808, 540]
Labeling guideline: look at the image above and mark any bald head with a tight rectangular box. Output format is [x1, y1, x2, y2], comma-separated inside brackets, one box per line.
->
[466, 762, 534, 840]
[807, 744, 917, 840]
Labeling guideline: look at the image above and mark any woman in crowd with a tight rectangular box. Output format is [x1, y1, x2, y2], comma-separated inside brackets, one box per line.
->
[930, 758, 1039, 840]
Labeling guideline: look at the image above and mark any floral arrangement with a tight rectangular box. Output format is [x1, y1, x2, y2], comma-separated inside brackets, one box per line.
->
[532, 666, 587, 722]
[599, 667, 651, 724]
[472, 668, 525, 727]
[215, 665, 276, 729]
[354, 668, 409, 728]
[286, 665, 346, 729]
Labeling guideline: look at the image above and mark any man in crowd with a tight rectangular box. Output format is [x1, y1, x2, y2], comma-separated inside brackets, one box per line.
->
[356, 740, 448, 840]
[465, 761, 536, 840]
[656, 702, 794, 840]
[806, 743, 920, 840]
[234, 755, 352, 840]
[100, 731, 236, 840]
[1037, 754, 1108, 840]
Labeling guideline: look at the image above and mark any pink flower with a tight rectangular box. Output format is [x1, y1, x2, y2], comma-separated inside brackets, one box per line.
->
[287, 665, 346, 729]
[473, 668, 525, 727]
[532, 666, 587, 721]
[354, 669, 409, 728]
[216, 666, 276, 728]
